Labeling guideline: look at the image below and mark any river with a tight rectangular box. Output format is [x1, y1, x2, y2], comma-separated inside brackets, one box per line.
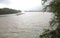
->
[0, 12, 53, 38]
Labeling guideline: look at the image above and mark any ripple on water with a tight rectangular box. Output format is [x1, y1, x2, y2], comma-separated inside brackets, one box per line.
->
[0, 12, 53, 38]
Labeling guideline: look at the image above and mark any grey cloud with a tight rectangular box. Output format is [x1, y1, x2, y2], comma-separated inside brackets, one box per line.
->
[0, 0, 10, 5]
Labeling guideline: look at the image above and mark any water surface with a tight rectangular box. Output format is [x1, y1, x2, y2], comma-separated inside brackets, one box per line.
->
[0, 12, 53, 38]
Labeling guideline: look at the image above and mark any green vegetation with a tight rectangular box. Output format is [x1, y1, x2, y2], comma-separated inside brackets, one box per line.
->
[0, 8, 21, 14]
[40, 0, 60, 38]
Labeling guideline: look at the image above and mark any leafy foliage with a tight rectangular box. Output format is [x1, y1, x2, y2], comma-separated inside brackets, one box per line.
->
[40, 0, 60, 38]
[40, 29, 56, 38]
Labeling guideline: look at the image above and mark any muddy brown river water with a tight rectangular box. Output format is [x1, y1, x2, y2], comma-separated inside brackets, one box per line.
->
[0, 12, 53, 38]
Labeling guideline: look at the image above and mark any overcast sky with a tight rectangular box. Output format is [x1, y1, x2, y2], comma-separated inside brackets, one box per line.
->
[0, 0, 43, 11]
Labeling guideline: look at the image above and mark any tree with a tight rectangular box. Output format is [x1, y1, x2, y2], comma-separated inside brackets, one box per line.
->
[0, 8, 21, 14]
[40, 0, 60, 38]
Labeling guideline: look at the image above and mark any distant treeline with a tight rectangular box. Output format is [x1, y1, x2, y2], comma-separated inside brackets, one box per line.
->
[0, 8, 21, 14]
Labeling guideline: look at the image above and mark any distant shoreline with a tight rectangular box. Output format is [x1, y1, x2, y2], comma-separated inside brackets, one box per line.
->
[0, 12, 23, 15]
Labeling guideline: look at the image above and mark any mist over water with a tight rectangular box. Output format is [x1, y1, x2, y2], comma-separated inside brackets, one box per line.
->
[0, 12, 53, 38]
